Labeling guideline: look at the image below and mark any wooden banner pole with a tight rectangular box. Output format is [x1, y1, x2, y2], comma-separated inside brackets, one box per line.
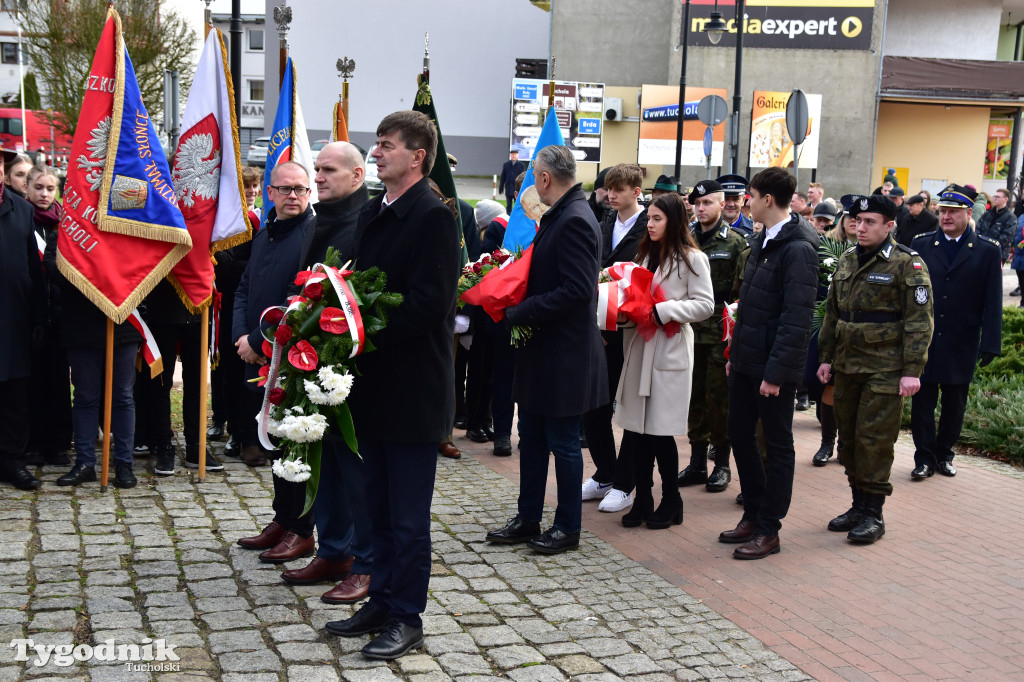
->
[100, 318, 114, 492]
[198, 307, 210, 482]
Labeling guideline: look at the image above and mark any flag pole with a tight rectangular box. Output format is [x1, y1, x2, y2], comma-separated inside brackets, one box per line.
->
[203, 0, 212, 40]
[336, 56, 355, 141]
[100, 319, 114, 492]
[422, 32, 429, 83]
[273, 5, 291, 90]
[197, 0, 213, 483]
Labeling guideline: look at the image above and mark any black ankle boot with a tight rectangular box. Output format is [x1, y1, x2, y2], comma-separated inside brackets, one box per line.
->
[621, 491, 654, 528]
[828, 488, 863, 531]
[848, 493, 885, 543]
[646, 494, 683, 529]
[813, 405, 837, 466]
[677, 443, 708, 486]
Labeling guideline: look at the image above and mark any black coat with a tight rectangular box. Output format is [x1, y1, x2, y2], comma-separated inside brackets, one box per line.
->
[499, 159, 526, 196]
[893, 210, 938, 247]
[599, 208, 648, 268]
[232, 206, 315, 385]
[506, 184, 608, 417]
[732, 214, 819, 386]
[348, 176, 461, 443]
[911, 227, 1002, 384]
[0, 190, 47, 380]
[459, 198, 482, 261]
[301, 185, 370, 267]
[481, 218, 507, 254]
[976, 206, 1016, 261]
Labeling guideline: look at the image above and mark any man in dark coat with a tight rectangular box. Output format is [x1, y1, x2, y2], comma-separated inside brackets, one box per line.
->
[498, 148, 526, 212]
[280, 141, 374, 606]
[325, 111, 460, 661]
[232, 161, 317, 563]
[893, 194, 937, 247]
[485, 144, 607, 554]
[720, 167, 818, 560]
[975, 187, 1016, 262]
[910, 184, 1002, 479]
[0, 170, 47, 490]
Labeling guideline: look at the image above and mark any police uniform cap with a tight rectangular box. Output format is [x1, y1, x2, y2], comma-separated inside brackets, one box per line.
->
[688, 180, 723, 204]
[715, 173, 748, 197]
[936, 183, 977, 209]
[648, 174, 681, 193]
[848, 194, 898, 221]
[838, 193, 860, 215]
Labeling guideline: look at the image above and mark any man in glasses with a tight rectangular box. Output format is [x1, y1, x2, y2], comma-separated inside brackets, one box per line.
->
[233, 161, 318, 561]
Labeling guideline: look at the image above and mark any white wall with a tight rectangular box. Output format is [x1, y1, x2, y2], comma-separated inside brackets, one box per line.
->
[883, 0, 1002, 59]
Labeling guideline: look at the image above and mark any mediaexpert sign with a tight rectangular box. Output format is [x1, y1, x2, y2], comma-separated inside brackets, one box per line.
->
[681, 0, 875, 51]
[638, 84, 728, 167]
[509, 78, 604, 163]
[748, 90, 822, 169]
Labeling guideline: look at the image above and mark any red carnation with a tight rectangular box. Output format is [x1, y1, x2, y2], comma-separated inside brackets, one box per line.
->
[268, 387, 286, 405]
[304, 281, 324, 300]
[294, 270, 313, 286]
[319, 307, 350, 334]
[274, 324, 292, 344]
[288, 340, 318, 371]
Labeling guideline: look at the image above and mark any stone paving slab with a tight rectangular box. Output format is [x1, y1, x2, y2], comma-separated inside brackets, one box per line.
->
[0, 436, 806, 681]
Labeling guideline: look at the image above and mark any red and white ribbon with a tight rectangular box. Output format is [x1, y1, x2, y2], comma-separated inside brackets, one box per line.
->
[34, 231, 46, 261]
[318, 264, 365, 359]
[596, 281, 622, 331]
[128, 310, 163, 378]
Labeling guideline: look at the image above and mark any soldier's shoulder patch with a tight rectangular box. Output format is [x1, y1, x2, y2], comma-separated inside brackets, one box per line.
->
[844, 245, 856, 254]
[978, 234, 1000, 246]
[895, 244, 918, 256]
[914, 286, 929, 305]
[913, 232, 932, 241]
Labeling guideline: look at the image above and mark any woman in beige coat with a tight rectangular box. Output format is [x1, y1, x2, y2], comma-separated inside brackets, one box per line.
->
[615, 193, 715, 529]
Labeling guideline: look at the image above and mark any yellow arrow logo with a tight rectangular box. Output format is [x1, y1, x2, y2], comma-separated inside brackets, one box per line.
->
[842, 16, 863, 38]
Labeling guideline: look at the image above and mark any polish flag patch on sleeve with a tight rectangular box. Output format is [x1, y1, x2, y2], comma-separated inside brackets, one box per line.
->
[912, 262, 923, 269]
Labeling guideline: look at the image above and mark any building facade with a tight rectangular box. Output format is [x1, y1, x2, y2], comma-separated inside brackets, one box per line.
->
[212, 12, 266, 149]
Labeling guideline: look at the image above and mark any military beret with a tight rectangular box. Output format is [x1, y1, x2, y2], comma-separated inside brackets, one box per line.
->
[937, 183, 977, 209]
[848, 194, 898, 221]
[715, 173, 748, 197]
[688, 179, 723, 204]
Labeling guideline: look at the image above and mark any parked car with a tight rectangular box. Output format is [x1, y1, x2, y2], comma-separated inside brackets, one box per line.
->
[364, 145, 382, 195]
[247, 137, 270, 167]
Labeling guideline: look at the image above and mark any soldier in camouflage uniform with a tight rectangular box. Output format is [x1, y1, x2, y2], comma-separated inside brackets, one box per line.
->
[817, 194, 934, 544]
[676, 180, 748, 493]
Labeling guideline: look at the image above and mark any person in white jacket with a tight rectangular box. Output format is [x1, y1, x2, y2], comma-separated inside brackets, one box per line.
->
[615, 193, 715, 530]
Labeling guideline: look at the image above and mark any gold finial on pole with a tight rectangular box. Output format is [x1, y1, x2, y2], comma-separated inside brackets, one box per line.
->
[336, 57, 355, 129]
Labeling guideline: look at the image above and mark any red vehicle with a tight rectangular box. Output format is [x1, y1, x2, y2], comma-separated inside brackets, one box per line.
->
[0, 108, 75, 167]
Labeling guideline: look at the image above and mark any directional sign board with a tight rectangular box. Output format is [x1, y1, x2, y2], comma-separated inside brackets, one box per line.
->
[509, 78, 604, 163]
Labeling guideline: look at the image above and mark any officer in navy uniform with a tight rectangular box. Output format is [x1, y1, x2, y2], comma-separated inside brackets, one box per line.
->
[717, 174, 754, 236]
[909, 184, 1002, 479]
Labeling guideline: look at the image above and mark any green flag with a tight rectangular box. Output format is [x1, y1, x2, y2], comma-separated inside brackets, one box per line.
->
[413, 74, 470, 265]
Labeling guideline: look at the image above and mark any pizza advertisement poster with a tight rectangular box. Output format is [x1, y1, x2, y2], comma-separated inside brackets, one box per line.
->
[748, 90, 822, 169]
[637, 84, 728, 167]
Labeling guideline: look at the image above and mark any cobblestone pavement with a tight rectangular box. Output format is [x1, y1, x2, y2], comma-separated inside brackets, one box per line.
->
[0, 441, 809, 682]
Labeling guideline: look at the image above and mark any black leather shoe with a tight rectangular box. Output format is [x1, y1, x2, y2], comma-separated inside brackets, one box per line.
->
[828, 507, 863, 532]
[937, 461, 957, 477]
[361, 619, 424, 660]
[1013, 286, 1021, 296]
[223, 435, 241, 459]
[2, 466, 41, 490]
[466, 428, 490, 443]
[706, 444, 717, 461]
[795, 395, 811, 411]
[812, 444, 834, 466]
[735, 492, 744, 505]
[114, 463, 137, 489]
[848, 514, 885, 543]
[706, 466, 731, 492]
[493, 435, 512, 457]
[486, 516, 541, 544]
[325, 600, 390, 637]
[56, 464, 96, 487]
[206, 423, 225, 440]
[527, 527, 580, 554]
[453, 415, 467, 430]
[676, 463, 707, 487]
[484, 426, 495, 441]
[911, 463, 934, 480]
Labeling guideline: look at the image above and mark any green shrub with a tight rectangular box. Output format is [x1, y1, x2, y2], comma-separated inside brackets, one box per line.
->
[974, 306, 1024, 380]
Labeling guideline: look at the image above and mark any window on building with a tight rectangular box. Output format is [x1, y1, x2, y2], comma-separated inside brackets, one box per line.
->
[248, 79, 264, 103]
[1, 42, 18, 65]
[248, 28, 264, 51]
[1, 0, 28, 12]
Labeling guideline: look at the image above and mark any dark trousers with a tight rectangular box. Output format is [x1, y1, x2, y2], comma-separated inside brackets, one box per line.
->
[28, 331, 72, 455]
[465, 328, 493, 431]
[135, 321, 201, 448]
[454, 342, 469, 420]
[313, 434, 372, 573]
[271, 451, 314, 536]
[686, 341, 730, 466]
[490, 325, 515, 436]
[68, 344, 138, 467]
[505, 194, 515, 212]
[1017, 270, 1024, 306]
[0, 378, 31, 467]
[364, 439, 438, 628]
[218, 300, 248, 437]
[624, 430, 679, 505]
[517, 409, 583, 533]
[728, 370, 797, 536]
[582, 331, 633, 492]
[239, 387, 267, 449]
[911, 381, 969, 469]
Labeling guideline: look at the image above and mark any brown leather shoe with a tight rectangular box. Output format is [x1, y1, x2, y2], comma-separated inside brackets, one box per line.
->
[438, 443, 461, 459]
[242, 445, 268, 467]
[281, 556, 353, 585]
[733, 534, 781, 560]
[237, 521, 286, 550]
[718, 519, 756, 544]
[321, 573, 371, 604]
[258, 531, 315, 564]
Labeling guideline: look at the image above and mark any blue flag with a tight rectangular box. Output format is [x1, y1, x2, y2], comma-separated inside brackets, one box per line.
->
[263, 57, 315, 212]
[502, 108, 566, 252]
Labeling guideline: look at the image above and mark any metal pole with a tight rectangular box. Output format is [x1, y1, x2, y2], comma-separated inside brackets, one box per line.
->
[17, 23, 26, 151]
[1008, 107, 1022, 197]
[674, 0, 691, 179]
[231, 0, 242, 121]
[730, 0, 745, 174]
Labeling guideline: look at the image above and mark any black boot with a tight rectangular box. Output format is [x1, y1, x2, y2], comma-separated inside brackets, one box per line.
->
[646, 492, 683, 529]
[848, 493, 885, 543]
[706, 443, 731, 492]
[677, 443, 708, 486]
[621, 489, 653, 527]
[828, 488, 864, 532]
[813, 405, 837, 466]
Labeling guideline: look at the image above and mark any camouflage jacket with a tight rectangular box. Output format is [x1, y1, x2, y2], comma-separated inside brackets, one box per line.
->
[818, 236, 934, 377]
[691, 220, 748, 345]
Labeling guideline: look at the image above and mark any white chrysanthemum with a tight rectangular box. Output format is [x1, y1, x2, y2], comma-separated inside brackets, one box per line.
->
[304, 379, 330, 405]
[304, 366, 354, 406]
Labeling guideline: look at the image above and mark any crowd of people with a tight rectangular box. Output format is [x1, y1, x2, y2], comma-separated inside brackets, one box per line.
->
[0, 121, 1010, 659]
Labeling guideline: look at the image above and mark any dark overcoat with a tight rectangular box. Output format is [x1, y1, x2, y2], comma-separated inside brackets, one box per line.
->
[0, 190, 46, 381]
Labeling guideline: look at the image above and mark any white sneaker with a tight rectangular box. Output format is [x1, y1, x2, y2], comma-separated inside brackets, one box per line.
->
[581, 477, 613, 501]
[598, 489, 633, 512]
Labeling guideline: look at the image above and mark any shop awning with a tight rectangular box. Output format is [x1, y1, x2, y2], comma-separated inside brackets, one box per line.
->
[880, 56, 1024, 105]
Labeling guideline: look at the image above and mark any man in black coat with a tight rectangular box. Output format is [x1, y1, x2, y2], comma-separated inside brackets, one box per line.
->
[498, 148, 526, 212]
[893, 194, 937, 247]
[975, 188, 1016, 262]
[325, 111, 460, 661]
[910, 184, 1002, 479]
[720, 167, 818, 560]
[0, 173, 47, 490]
[485, 145, 607, 554]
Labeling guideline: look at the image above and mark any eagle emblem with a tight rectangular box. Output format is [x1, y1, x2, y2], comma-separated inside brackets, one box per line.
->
[859, 198, 869, 210]
[76, 116, 111, 193]
[914, 286, 929, 305]
[697, 184, 706, 195]
[171, 114, 222, 217]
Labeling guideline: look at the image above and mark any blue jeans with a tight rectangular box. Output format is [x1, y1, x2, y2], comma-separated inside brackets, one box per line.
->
[313, 434, 372, 574]
[363, 439, 437, 628]
[68, 344, 138, 467]
[517, 409, 583, 534]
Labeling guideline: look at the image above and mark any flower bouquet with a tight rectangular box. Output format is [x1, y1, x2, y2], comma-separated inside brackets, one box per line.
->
[256, 247, 402, 515]
[812, 235, 848, 332]
[459, 247, 535, 346]
[600, 262, 681, 340]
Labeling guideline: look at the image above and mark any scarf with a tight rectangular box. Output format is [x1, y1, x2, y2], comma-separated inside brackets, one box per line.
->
[34, 200, 63, 232]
